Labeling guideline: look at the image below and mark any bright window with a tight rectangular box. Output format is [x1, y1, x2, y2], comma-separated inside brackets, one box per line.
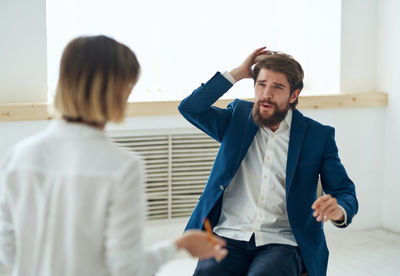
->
[47, 0, 341, 103]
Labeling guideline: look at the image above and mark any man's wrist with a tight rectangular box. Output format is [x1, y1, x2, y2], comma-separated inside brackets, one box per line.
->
[222, 71, 237, 85]
[229, 67, 246, 82]
[331, 205, 348, 226]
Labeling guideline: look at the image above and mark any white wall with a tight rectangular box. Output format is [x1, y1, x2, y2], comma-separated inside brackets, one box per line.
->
[0, 0, 47, 102]
[304, 108, 385, 231]
[377, 0, 400, 232]
[340, 0, 378, 93]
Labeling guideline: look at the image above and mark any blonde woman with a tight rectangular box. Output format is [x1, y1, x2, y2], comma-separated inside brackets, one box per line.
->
[0, 35, 226, 276]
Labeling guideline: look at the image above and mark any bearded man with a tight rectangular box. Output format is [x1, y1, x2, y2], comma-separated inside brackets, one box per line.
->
[178, 48, 358, 276]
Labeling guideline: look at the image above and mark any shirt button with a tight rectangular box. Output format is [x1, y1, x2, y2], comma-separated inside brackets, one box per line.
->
[219, 185, 224, 191]
[264, 175, 268, 179]
[266, 156, 270, 161]
[259, 213, 263, 218]
[261, 196, 265, 201]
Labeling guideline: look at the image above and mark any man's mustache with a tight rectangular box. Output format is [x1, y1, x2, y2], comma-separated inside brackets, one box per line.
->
[257, 99, 278, 108]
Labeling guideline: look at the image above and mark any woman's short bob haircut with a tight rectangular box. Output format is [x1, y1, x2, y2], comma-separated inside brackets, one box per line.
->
[54, 35, 140, 124]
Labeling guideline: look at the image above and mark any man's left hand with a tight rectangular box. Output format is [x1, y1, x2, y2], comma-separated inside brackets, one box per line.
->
[312, 194, 344, 223]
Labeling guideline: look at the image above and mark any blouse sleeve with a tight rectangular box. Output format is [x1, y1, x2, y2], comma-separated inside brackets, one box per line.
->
[0, 153, 16, 269]
[104, 157, 177, 276]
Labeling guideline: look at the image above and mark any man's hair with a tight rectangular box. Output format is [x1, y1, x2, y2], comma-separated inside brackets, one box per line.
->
[54, 35, 140, 124]
[252, 51, 304, 109]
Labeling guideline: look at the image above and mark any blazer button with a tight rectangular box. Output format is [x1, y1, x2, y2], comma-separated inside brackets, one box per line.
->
[219, 185, 224, 191]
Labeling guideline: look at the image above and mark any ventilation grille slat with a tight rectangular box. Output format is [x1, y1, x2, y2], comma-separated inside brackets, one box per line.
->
[108, 131, 219, 220]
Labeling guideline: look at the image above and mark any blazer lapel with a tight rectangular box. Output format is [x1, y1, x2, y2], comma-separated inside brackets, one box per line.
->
[241, 105, 259, 160]
[286, 109, 307, 194]
[247, 106, 259, 143]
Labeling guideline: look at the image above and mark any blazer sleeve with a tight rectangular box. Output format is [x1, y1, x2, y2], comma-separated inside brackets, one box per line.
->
[320, 127, 358, 227]
[178, 72, 236, 143]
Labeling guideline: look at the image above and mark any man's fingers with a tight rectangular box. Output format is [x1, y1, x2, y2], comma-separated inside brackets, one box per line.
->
[312, 195, 341, 222]
[316, 198, 336, 214]
[252, 46, 267, 55]
[322, 205, 339, 222]
[247, 47, 266, 62]
[249, 47, 270, 63]
[315, 194, 332, 203]
[312, 194, 332, 209]
[313, 211, 321, 221]
[255, 50, 270, 56]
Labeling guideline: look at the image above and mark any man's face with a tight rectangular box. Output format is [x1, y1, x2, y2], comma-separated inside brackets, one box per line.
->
[252, 68, 299, 129]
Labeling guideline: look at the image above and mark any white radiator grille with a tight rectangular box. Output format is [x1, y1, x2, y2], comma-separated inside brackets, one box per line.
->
[108, 129, 219, 220]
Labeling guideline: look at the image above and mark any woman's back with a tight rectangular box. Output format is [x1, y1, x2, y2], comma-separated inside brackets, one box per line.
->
[1, 120, 144, 276]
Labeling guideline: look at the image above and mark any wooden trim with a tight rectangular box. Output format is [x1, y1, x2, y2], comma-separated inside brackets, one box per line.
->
[0, 102, 53, 122]
[0, 92, 388, 122]
[298, 92, 388, 109]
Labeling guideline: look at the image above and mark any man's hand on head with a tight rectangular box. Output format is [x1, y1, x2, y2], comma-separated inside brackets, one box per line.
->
[229, 47, 270, 82]
[311, 194, 345, 223]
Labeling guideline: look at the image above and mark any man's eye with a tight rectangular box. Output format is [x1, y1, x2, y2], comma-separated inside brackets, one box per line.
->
[258, 83, 266, 87]
[275, 86, 283, 89]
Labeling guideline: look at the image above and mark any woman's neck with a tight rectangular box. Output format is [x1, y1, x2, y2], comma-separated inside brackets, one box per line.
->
[62, 116, 105, 130]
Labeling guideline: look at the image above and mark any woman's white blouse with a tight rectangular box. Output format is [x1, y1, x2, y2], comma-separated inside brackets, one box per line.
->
[0, 120, 176, 276]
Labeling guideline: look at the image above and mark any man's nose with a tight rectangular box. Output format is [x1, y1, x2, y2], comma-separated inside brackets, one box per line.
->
[262, 86, 273, 98]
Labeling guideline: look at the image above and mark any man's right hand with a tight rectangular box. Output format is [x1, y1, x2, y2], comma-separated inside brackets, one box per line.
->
[229, 47, 270, 82]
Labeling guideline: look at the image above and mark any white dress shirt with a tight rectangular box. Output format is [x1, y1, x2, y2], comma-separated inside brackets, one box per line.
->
[214, 106, 297, 247]
[0, 120, 176, 276]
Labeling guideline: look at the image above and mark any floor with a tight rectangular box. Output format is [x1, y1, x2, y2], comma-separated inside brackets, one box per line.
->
[156, 228, 400, 276]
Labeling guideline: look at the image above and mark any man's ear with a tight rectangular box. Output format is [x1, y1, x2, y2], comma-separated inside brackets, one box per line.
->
[290, 89, 301, 104]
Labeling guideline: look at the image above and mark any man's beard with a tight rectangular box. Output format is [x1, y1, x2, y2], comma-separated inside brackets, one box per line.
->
[252, 99, 290, 128]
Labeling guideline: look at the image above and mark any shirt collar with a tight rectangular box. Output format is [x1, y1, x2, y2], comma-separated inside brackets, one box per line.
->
[283, 108, 293, 130]
[49, 119, 106, 139]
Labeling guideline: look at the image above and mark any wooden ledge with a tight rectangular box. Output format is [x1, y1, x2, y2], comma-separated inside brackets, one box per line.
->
[0, 92, 388, 122]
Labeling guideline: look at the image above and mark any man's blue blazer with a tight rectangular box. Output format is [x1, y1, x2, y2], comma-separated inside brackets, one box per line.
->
[178, 72, 358, 276]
